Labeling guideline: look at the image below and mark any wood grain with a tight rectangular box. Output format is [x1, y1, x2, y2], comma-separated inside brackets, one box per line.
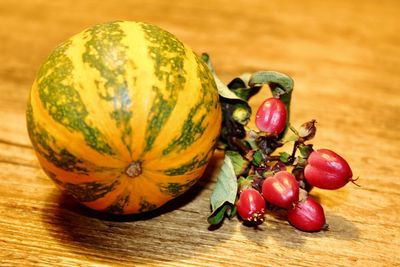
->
[1, 0, 400, 266]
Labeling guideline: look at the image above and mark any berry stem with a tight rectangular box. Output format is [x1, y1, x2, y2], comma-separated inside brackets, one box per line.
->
[287, 140, 300, 164]
[350, 177, 361, 187]
[230, 136, 251, 155]
[289, 123, 299, 135]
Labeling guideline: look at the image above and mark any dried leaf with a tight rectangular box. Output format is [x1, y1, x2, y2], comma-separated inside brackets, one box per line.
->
[208, 155, 238, 225]
[201, 53, 244, 101]
[226, 150, 249, 176]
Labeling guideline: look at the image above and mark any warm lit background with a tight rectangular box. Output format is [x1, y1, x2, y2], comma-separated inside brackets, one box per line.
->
[1, 0, 399, 266]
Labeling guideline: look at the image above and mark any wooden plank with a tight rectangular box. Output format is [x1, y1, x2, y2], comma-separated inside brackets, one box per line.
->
[0, 0, 399, 266]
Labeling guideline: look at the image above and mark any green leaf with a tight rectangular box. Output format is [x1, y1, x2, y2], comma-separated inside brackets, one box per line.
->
[227, 77, 247, 90]
[238, 73, 252, 86]
[249, 71, 294, 95]
[244, 130, 259, 150]
[296, 156, 307, 166]
[299, 144, 313, 158]
[207, 202, 238, 224]
[226, 150, 249, 176]
[227, 77, 253, 101]
[279, 152, 291, 163]
[284, 134, 299, 143]
[207, 204, 231, 225]
[237, 175, 254, 192]
[252, 150, 264, 166]
[227, 205, 237, 219]
[232, 88, 253, 101]
[217, 79, 243, 100]
[226, 73, 254, 101]
[208, 155, 238, 225]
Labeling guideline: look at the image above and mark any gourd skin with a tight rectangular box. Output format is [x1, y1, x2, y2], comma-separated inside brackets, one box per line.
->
[27, 21, 221, 214]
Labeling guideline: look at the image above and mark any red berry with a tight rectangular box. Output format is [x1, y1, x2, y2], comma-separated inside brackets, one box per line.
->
[287, 196, 326, 232]
[262, 171, 299, 208]
[304, 149, 353, 190]
[255, 97, 287, 135]
[236, 188, 266, 222]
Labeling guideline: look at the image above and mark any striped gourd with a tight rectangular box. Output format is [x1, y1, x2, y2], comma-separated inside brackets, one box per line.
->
[26, 21, 221, 214]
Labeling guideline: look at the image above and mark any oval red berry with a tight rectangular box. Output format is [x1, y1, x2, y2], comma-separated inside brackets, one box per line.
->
[262, 171, 299, 209]
[304, 149, 353, 190]
[236, 188, 266, 222]
[287, 196, 326, 232]
[255, 98, 287, 135]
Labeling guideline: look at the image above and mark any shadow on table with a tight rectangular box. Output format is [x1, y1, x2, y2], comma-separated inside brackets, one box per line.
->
[41, 156, 233, 264]
[239, 208, 360, 249]
[324, 212, 360, 241]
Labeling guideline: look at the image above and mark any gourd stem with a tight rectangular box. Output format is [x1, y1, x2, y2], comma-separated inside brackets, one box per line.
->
[126, 161, 142, 177]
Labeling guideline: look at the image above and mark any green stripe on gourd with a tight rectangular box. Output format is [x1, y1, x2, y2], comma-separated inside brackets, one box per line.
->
[64, 179, 121, 202]
[164, 155, 200, 176]
[26, 102, 89, 174]
[158, 179, 198, 198]
[139, 197, 157, 213]
[162, 56, 217, 155]
[105, 192, 130, 214]
[162, 102, 207, 155]
[144, 86, 176, 153]
[82, 22, 134, 154]
[36, 39, 114, 155]
[163, 149, 213, 176]
[141, 23, 187, 153]
[42, 169, 63, 185]
[195, 55, 219, 112]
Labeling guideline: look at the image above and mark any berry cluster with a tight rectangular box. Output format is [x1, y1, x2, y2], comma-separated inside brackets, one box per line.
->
[232, 97, 355, 232]
[201, 55, 356, 232]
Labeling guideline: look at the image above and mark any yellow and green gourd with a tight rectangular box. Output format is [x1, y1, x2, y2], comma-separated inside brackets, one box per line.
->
[26, 21, 221, 214]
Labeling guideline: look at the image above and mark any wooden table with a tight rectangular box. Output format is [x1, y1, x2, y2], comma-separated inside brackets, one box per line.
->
[1, 0, 399, 266]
